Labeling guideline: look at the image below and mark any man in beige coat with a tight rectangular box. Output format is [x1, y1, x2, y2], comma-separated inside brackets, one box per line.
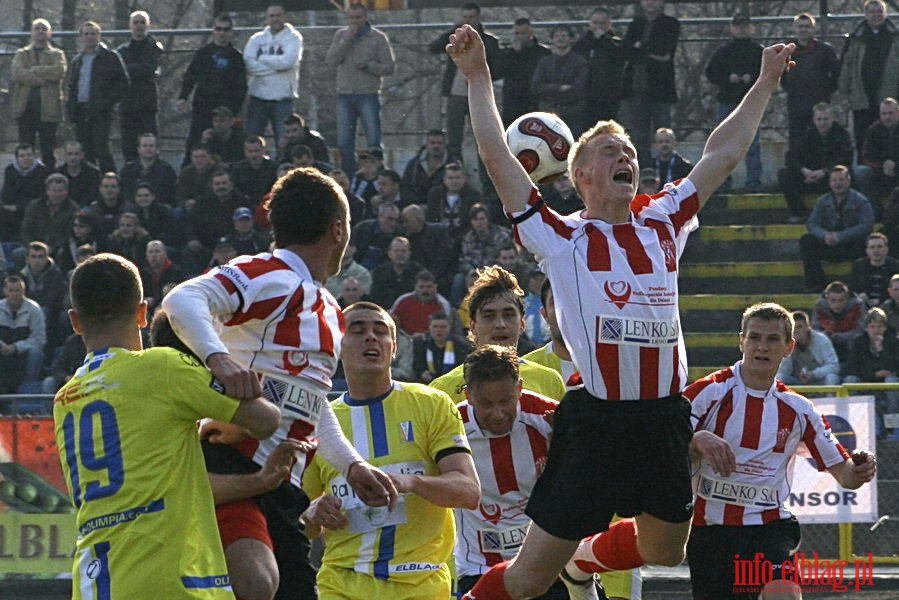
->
[326, 3, 395, 177]
[12, 19, 66, 166]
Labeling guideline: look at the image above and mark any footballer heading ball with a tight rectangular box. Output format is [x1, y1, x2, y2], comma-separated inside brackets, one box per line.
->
[505, 112, 574, 184]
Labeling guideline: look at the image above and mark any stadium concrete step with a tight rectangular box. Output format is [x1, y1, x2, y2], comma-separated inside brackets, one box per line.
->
[682, 224, 806, 262]
[701, 192, 815, 225]
[679, 261, 851, 294]
[680, 293, 820, 332]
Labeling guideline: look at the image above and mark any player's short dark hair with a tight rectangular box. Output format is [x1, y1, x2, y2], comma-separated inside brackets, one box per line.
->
[214, 14, 234, 26]
[426, 129, 445, 138]
[70, 253, 143, 329]
[741, 302, 793, 340]
[149, 309, 199, 360]
[265, 167, 348, 247]
[550, 24, 574, 37]
[514, 17, 531, 26]
[462, 3, 481, 14]
[467, 265, 525, 323]
[463, 344, 520, 386]
[429, 311, 450, 323]
[15, 143, 34, 157]
[245, 135, 266, 147]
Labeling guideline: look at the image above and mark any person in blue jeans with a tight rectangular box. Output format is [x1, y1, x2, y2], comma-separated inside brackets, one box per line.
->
[326, 3, 395, 176]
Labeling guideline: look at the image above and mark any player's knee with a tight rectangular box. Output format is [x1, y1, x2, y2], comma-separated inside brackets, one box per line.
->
[232, 571, 279, 600]
[640, 544, 685, 567]
[508, 570, 555, 598]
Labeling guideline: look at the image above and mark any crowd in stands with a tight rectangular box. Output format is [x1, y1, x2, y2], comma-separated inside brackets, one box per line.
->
[2, 0, 899, 429]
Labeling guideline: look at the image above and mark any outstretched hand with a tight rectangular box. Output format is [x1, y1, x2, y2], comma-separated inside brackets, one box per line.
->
[758, 43, 796, 84]
[446, 24, 488, 78]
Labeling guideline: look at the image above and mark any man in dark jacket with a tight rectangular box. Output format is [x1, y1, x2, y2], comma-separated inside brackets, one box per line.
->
[428, 3, 500, 160]
[778, 102, 854, 221]
[621, 0, 679, 163]
[66, 21, 129, 174]
[495, 18, 550, 127]
[705, 14, 764, 190]
[117, 11, 164, 164]
[573, 6, 626, 125]
[780, 13, 840, 151]
[177, 14, 247, 166]
[401, 130, 459, 205]
[854, 97, 899, 206]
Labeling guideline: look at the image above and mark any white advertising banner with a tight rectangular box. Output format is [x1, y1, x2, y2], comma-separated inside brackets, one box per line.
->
[785, 395, 878, 524]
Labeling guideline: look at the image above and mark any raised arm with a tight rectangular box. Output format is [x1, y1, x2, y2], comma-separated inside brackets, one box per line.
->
[447, 25, 533, 214]
[689, 43, 795, 208]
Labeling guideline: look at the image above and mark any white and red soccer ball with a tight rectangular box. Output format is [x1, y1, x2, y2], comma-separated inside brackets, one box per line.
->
[505, 112, 574, 184]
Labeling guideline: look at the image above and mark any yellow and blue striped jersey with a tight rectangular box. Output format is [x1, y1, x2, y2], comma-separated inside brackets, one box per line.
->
[54, 347, 240, 599]
[303, 381, 470, 585]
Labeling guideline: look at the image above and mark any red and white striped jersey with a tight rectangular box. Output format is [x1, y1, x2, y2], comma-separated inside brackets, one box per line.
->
[210, 249, 344, 390]
[683, 362, 850, 527]
[201, 249, 345, 485]
[454, 391, 557, 576]
[510, 179, 699, 400]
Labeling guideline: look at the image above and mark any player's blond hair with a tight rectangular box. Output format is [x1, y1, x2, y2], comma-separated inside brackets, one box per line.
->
[568, 120, 630, 196]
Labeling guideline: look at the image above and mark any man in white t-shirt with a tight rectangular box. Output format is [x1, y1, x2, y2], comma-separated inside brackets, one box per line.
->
[446, 23, 798, 600]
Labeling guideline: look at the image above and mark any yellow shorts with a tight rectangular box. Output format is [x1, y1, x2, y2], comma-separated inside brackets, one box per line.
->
[317, 563, 452, 600]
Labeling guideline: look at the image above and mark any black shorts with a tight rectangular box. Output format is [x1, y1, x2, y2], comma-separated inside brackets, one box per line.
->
[687, 517, 801, 600]
[525, 390, 694, 540]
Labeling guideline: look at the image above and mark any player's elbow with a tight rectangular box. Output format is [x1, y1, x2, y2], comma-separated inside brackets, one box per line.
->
[240, 400, 281, 439]
[458, 479, 481, 510]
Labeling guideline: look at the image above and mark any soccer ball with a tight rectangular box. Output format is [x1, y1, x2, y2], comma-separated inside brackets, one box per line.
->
[505, 112, 574, 184]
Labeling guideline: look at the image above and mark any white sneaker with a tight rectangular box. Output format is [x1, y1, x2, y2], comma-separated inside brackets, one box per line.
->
[560, 568, 600, 600]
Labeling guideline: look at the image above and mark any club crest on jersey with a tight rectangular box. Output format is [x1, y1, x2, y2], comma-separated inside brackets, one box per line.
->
[479, 502, 502, 525]
[603, 280, 632, 309]
[399, 420, 414, 442]
[774, 427, 791, 452]
[281, 351, 310, 376]
[660, 238, 677, 270]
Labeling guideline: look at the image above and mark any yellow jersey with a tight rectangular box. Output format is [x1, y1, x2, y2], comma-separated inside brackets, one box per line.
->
[54, 347, 240, 599]
[303, 382, 470, 587]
